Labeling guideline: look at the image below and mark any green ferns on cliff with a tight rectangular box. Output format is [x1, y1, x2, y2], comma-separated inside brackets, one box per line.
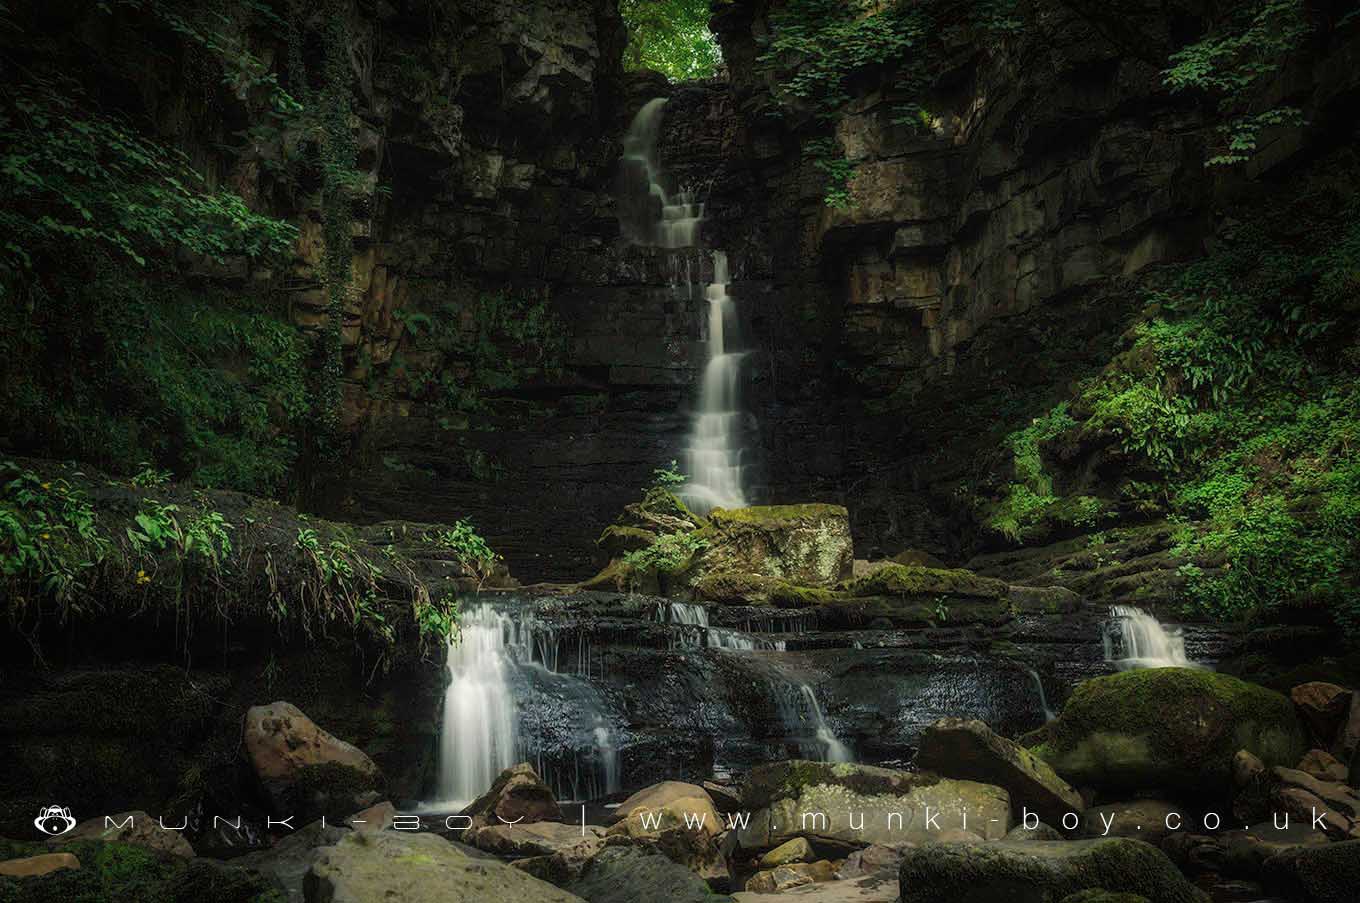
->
[990, 175, 1360, 632]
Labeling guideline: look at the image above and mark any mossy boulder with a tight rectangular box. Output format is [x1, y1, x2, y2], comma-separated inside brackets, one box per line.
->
[1034, 668, 1307, 796]
[698, 504, 852, 587]
[1261, 837, 1360, 903]
[736, 760, 1010, 849]
[898, 839, 1207, 903]
[690, 570, 779, 604]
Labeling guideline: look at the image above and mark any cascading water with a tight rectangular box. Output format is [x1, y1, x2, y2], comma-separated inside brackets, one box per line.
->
[776, 683, 854, 763]
[654, 601, 785, 651]
[431, 604, 621, 807]
[1104, 604, 1198, 670]
[618, 98, 752, 513]
[682, 250, 748, 513]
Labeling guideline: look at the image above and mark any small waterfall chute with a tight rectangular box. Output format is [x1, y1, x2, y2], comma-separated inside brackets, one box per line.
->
[775, 682, 853, 763]
[1104, 604, 1199, 670]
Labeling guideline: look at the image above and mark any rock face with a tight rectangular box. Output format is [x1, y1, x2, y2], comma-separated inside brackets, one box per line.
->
[700, 505, 854, 587]
[461, 763, 563, 832]
[244, 702, 383, 821]
[737, 760, 1010, 850]
[304, 830, 587, 903]
[898, 839, 1208, 903]
[1035, 668, 1306, 795]
[918, 717, 1082, 828]
[607, 780, 727, 885]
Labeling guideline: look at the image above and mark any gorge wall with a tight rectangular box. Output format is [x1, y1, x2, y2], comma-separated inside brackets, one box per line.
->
[9, 1, 1358, 584]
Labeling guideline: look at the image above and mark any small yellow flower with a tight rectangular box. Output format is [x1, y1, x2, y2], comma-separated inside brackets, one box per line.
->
[135, 569, 151, 586]
[40, 482, 50, 490]
[40, 533, 50, 540]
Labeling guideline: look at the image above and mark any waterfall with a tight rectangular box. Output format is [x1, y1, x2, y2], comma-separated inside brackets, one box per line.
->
[682, 249, 748, 513]
[655, 601, 785, 650]
[1021, 665, 1056, 722]
[777, 683, 853, 763]
[618, 98, 703, 249]
[1104, 605, 1198, 670]
[617, 97, 751, 514]
[431, 604, 621, 807]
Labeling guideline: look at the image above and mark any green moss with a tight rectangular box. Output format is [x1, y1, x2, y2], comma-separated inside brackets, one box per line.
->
[843, 564, 1007, 599]
[1039, 667, 1306, 795]
[769, 582, 843, 607]
[596, 525, 655, 558]
[691, 570, 779, 603]
[708, 503, 847, 526]
[639, 488, 700, 524]
[741, 760, 939, 810]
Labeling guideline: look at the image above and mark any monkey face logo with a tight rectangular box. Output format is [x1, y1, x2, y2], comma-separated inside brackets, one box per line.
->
[34, 805, 76, 836]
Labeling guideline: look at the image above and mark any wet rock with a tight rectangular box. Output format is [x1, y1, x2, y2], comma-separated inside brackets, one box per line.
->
[1291, 683, 1351, 744]
[1080, 800, 1181, 844]
[0, 852, 80, 877]
[1331, 693, 1360, 764]
[1234, 749, 1267, 787]
[1035, 668, 1306, 796]
[734, 872, 900, 901]
[1218, 821, 1329, 879]
[744, 864, 814, 893]
[59, 810, 195, 857]
[704, 781, 743, 814]
[1261, 837, 1360, 903]
[461, 763, 563, 832]
[471, 821, 605, 858]
[898, 839, 1208, 903]
[836, 842, 913, 877]
[565, 845, 734, 903]
[304, 830, 585, 903]
[737, 760, 1010, 850]
[244, 702, 383, 822]
[1270, 766, 1360, 839]
[347, 801, 394, 833]
[918, 717, 1082, 828]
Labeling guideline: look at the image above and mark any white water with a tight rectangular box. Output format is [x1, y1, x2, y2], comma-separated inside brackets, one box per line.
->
[431, 604, 621, 808]
[618, 98, 703, 249]
[655, 601, 785, 650]
[777, 683, 853, 763]
[1022, 665, 1056, 722]
[1104, 604, 1198, 670]
[682, 250, 749, 513]
[619, 98, 750, 514]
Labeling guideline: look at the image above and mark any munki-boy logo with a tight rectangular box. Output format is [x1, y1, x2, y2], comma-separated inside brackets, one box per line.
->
[33, 805, 76, 836]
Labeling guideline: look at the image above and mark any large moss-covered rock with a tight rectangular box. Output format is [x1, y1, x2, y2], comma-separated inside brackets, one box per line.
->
[737, 760, 1010, 850]
[305, 830, 585, 903]
[898, 839, 1207, 903]
[1035, 668, 1307, 795]
[1261, 837, 1360, 903]
[918, 718, 1082, 828]
[699, 505, 853, 587]
[844, 565, 1007, 599]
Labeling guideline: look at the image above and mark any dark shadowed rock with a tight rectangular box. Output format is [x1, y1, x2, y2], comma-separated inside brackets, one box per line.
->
[1291, 683, 1351, 744]
[1261, 838, 1360, 903]
[565, 845, 733, 903]
[461, 763, 563, 832]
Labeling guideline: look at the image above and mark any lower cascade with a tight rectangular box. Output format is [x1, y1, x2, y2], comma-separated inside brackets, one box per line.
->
[1103, 604, 1198, 671]
[432, 604, 620, 807]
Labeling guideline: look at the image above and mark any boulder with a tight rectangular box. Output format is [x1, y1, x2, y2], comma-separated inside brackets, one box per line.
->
[1291, 683, 1351, 743]
[1331, 693, 1360, 764]
[744, 865, 814, 893]
[918, 717, 1083, 828]
[734, 873, 900, 901]
[1006, 822, 1064, 841]
[471, 821, 605, 859]
[1059, 893, 1150, 903]
[704, 781, 743, 814]
[700, 505, 853, 587]
[1080, 800, 1182, 844]
[836, 842, 913, 877]
[898, 839, 1208, 903]
[1261, 837, 1360, 903]
[461, 762, 562, 832]
[304, 830, 585, 903]
[564, 845, 734, 903]
[1218, 821, 1329, 878]
[0, 852, 81, 877]
[236, 820, 349, 903]
[1033, 668, 1306, 796]
[607, 781, 727, 884]
[1298, 749, 1349, 782]
[759, 837, 814, 869]
[58, 810, 194, 857]
[737, 760, 1010, 850]
[244, 701, 382, 821]
[1270, 766, 1360, 839]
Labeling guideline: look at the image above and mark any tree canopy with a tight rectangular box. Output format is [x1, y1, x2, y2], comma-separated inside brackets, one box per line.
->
[620, 0, 722, 81]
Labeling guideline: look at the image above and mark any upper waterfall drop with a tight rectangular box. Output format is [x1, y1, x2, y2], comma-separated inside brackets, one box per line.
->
[617, 97, 752, 514]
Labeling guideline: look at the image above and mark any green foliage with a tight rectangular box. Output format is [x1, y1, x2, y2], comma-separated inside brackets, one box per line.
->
[620, 0, 722, 81]
[0, 264, 309, 494]
[623, 530, 709, 576]
[414, 591, 460, 655]
[1163, 0, 1312, 166]
[1012, 188, 1360, 633]
[427, 518, 500, 581]
[0, 463, 110, 610]
[652, 459, 688, 488]
[989, 404, 1077, 540]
